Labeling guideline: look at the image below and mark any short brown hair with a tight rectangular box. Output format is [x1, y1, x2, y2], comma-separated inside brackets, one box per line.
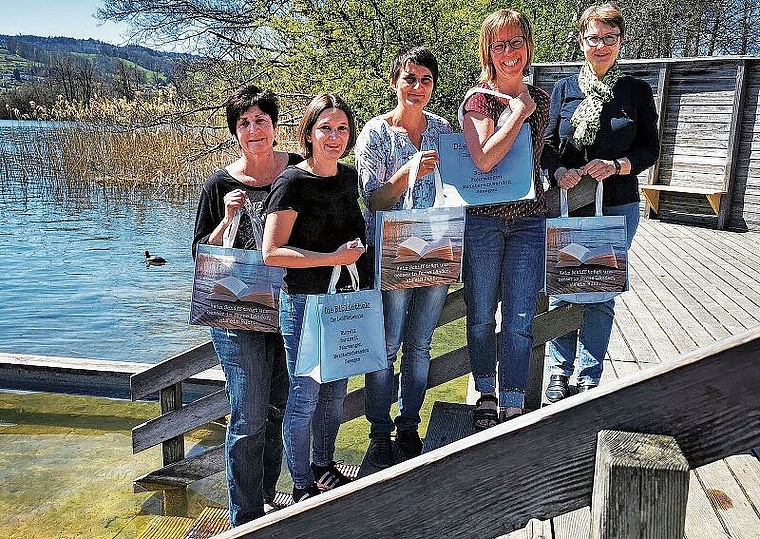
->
[478, 9, 535, 81]
[225, 85, 279, 139]
[578, 3, 625, 39]
[296, 94, 357, 159]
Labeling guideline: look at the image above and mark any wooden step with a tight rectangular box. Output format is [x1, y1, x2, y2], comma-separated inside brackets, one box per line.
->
[136, 515, 195, 539]
[422, 401, 476, 453]
[182, 506, 230, 539]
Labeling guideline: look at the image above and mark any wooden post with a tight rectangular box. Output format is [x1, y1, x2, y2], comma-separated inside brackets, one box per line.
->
[590, 430, 689, 539]
[525, 294, 549, 411]
[160, 382, 185, 466]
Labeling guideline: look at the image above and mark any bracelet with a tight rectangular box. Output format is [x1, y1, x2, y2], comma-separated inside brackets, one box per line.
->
[613, 159, 621, 175]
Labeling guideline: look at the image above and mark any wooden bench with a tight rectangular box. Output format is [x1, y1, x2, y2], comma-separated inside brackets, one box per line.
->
[641, 184, 725, 215]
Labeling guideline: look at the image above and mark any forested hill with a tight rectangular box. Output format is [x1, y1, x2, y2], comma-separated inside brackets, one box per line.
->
[1, 34, 192, 80]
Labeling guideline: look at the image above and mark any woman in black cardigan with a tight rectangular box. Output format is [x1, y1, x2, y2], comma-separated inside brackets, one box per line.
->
[541, 3, 659, 401]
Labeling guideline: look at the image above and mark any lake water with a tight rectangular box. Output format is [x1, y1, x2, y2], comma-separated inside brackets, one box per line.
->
[0, 120, 209, 362]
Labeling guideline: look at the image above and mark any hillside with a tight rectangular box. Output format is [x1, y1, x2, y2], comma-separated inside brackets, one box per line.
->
[0, 34, 193, 86]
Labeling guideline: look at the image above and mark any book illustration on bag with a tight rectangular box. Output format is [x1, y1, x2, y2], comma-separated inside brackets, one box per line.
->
[556, 243, 618, 268]
[190, 244, 284, 332]
[208, 276, 278, 308]
[393, 236, 455, 264]
[376, 207, 465, 291]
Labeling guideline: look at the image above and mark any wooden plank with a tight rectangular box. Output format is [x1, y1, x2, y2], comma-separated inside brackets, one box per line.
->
[215, 327, 760, 539]
[552, 507, 590, 539]
[134, 445, 225, 491]
[161, 383, 185, 467]
[0, 352, 223, 401]
[694, 459, 760, 538]
[724, 455, 760, 514]
[719, 59, 750, 229]
[131, 341, 219, 400]
[647, 62, 670, 191]
[684, 470, 732, 539]
[132, 389, 230, 454]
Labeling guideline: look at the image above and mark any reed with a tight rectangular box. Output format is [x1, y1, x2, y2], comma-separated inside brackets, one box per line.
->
[1, 91, 301, 201]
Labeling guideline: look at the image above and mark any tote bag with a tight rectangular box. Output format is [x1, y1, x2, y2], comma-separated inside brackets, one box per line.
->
[375, 151, 466, 291]
[189, 209, 284, 331]
[295, 263, 386, 383]
[545, 182, 628, 302]
[437, 87, 536, 206]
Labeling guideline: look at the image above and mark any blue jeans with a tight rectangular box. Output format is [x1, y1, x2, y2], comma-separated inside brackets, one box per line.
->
[548, 202, 640, 386]
[279, 289, 348, 489]
[365, 283, 449, 436]
[210, 327, 288, 526]
[463, 214, 546, 409]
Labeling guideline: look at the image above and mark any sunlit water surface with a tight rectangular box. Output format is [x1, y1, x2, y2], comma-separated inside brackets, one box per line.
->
[0, 120, 209, 362]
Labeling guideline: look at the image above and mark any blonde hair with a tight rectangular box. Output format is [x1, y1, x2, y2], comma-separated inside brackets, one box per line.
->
[578, 3, 625, 39]
[478, 9, 535, 82]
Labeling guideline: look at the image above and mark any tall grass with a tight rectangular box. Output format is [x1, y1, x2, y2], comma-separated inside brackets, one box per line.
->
[0, 92, 301, 201]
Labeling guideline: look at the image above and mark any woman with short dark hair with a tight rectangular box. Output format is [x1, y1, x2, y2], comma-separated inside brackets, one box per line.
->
[355, 45, 453, 467]
[192, 84, 302, 526]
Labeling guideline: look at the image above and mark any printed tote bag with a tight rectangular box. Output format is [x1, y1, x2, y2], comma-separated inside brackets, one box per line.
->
[295, 263, 386, 383]
[545, 181, 628, 302]
[375, 151, 465, 291]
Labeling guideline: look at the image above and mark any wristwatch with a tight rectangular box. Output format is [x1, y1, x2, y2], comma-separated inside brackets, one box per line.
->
[613, 159, 621, 175]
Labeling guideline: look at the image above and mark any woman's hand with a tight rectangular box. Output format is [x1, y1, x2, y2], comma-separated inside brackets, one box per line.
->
[332, 238, 366, 266]
[223, 188, 248, 221]
[582, 159, 617, 182]
[557, 167, 584, 190]
[508, 91, 536, 121]
[414, 150, 440, 180]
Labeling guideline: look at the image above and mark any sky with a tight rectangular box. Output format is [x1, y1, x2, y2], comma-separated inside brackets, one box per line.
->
[0, 0, 133, 46]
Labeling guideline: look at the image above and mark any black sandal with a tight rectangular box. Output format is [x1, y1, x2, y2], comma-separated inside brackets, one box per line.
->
[473, 394, 499, 430]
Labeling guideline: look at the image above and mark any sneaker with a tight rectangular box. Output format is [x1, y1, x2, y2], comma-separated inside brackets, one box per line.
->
[292, 482, 321, 503]
[545, 374, 570, 403]
[395, 429, 423, 459]
[366, 433, 395, 469]
[311, 461, 352, 491]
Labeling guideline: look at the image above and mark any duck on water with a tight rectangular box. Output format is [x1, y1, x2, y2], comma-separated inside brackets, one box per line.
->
[144, 251, 167, 267]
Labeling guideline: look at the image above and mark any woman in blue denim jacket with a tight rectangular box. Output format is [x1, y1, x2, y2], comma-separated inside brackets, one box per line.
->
[541, 3, 659, 401]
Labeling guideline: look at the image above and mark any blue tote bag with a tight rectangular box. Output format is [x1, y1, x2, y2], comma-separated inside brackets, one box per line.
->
[437, 87, 536, 207]
[545, 182, 628, 302]
[375, 151, 466, 291]
[295, 263, 386, 383]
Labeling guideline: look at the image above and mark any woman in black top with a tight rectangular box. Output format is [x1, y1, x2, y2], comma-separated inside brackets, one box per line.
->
[192, 85, 301, 526]
[262, 94, 367, 503]
[541, 3, 659, 401]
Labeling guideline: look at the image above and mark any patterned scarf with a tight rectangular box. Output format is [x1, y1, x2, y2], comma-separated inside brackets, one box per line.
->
[570, 61, 622, 146]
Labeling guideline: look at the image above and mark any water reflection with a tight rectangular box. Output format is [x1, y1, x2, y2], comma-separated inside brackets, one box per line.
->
[0, 121, 208, 362]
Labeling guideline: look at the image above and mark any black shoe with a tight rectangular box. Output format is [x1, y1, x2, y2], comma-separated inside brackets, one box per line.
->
[395, 429, 423, 459]
[366, 433, 395, 468]
[545, 374, 570, 403]
[292, 482, 321, 503]
[311, 461, 352, 491]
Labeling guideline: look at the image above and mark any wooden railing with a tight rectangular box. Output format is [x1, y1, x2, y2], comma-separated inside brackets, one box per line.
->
[216, 325, 760, 539]
[129, 179, 600, 492]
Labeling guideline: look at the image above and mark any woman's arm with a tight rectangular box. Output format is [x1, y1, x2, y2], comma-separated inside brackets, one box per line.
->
[462, 91, 536, 173]
[262, 210, 365, 268]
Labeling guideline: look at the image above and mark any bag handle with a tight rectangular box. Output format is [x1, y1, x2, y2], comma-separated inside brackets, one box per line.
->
[458, 86, 515, 128]
[222, 211, 241, 247]
[560, 179, 604, 217]
[327, 262, 360, 294]
[405, 151, 445, 209]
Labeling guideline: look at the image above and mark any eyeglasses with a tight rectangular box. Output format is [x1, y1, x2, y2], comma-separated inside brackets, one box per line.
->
[489, 36, 526, 54]
[583, 34, 621, 47]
